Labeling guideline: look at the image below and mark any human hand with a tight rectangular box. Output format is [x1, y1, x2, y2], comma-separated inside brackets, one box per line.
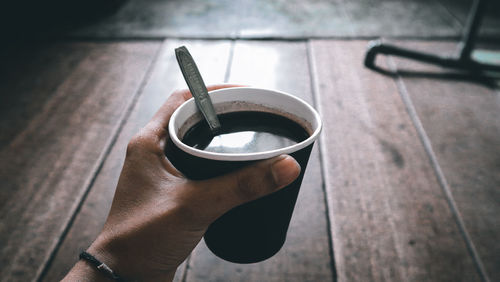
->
[63, 85, 301, 282]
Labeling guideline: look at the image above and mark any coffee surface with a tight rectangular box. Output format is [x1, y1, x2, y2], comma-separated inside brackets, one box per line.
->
[182, 111, 309, 154]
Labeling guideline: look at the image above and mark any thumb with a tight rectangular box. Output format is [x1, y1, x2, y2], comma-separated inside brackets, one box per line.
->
[195, 155, 301, 221]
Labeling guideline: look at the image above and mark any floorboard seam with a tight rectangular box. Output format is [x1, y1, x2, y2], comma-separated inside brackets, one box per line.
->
[306, 40, 338, 282]
[55, 35, 500, 43]
[224, 40, 236, 83]
[180, 255, 191, 282]
[386, 56, 490, 282]
[35, 41, 164, 282]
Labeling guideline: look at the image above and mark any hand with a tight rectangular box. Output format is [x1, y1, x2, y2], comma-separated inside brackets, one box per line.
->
[63, 85, 301, 282]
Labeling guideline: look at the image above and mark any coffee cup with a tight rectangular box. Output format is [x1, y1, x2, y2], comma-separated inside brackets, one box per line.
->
[166, 87, 322, 263]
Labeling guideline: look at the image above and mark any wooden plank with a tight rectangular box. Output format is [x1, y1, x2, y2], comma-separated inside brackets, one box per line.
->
[0, 41, 161, 281]
[390, 40, 500, 281]
[69, 0, 350, 39]
[71, 0, 240, 39]
[237, 0, 352, 38]
[185, 41, 335, 281]
[341, 0, 462, 37]
[241, 0, 462, 38]
[0, 42, 93, 149]
[69, 0, 466, 39]
[40, 39, 232, 282]
[309, 40, 481, 281]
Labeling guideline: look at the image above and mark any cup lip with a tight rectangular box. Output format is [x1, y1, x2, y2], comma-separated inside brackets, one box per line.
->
[168, 87, 322, 161]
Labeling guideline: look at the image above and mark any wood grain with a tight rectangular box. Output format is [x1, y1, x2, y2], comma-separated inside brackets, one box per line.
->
[40, 39, 232, 282]
[342, 0, 462, 38]
[0, 42, 161, 282]
[390, 40, 500, 281]
[71, 0, 239, 39]
[69, 0, 464, 39]
[185, 41, 335, 282]
[237, 0, 352, 38]
[309, 40, 481, 281]
[0, 42, 93, 149]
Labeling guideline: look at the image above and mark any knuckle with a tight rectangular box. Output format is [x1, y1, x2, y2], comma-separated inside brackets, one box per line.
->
[126, 131, 159, 156]
[233, 171, 262, 201]
[126, 136, 143, 156]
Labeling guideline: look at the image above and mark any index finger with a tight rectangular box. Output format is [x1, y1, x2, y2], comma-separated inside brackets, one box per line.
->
[149, 84, 244, 132]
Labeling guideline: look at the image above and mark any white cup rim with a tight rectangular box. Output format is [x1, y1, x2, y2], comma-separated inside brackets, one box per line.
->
[168, 87, 322, 161]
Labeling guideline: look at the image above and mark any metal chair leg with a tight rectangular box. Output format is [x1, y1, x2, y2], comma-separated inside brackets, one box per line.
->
[364, 0, 500, 73]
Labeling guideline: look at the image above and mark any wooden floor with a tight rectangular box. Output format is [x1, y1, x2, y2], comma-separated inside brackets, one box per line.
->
[0, 38, 499, 281]
[65, 0, 500, 39]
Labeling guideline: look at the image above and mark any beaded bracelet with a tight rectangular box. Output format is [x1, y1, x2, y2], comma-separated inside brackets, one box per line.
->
[79, 251, 127, 282]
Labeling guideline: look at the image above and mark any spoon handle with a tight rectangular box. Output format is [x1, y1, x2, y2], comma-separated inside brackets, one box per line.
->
[175, 46, 221, 134]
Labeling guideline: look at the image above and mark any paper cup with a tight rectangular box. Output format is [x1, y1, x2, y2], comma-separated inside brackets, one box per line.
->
[166, 87, 322, 263]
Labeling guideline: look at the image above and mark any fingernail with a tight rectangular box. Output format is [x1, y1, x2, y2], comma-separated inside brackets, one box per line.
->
[271, 155, 301, 188]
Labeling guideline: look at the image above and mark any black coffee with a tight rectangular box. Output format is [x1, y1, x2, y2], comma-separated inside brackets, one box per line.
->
[182, 111, 309, 153]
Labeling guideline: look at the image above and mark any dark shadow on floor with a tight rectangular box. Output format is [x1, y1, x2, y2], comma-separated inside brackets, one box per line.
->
[0, 0, 125, 45]
[368, 65, 500, 89]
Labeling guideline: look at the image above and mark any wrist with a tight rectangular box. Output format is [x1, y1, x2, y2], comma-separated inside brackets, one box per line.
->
[63, 260, 114, 282]
[87, 233, 176, 282]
